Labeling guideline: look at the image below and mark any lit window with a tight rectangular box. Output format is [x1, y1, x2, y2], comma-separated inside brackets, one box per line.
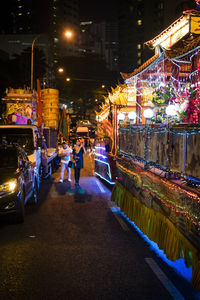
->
[137, 59, 141, 65]
[137, 52, 141, 57]
[18, 5, 22, 8]
[137, 44, 141, 49]
[18, 13, 22, 16]
[137, 19, 142, 26]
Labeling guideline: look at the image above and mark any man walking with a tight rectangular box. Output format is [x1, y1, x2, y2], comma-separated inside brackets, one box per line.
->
[58, 141, 72, 183]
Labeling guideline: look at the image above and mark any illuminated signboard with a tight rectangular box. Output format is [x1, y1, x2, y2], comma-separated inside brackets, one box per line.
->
[191, 17, 200, 34]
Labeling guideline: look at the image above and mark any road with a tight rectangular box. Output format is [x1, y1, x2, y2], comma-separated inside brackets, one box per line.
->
[0, 153, 199, 300]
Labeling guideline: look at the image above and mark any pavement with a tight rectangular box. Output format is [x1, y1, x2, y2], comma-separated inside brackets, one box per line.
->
[0, 153, 199, 300]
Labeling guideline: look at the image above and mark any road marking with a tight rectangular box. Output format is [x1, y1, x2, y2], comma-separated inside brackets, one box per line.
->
[145, 258, 185, 300]
[109, 206, 130, 231]
[95, 179, 106, 193]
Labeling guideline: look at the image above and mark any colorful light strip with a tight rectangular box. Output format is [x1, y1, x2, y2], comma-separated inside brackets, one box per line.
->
[95, 146, 106, 151]
[95, 171, 115, 185]
[95, 158, 115, 184]
[95, 153, 108, 159]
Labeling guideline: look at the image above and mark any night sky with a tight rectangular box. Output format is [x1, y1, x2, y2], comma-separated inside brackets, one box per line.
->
[79, 0, 119, 21]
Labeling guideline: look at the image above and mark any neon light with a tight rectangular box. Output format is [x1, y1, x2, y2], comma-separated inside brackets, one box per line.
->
[95, 158, 115, 184]
[95, 153, 107, 159]
[95, 158, 112, 178]
[95, 146, 106, 151]
[95, 171, 115, 185]
[118, 210, 193, 283]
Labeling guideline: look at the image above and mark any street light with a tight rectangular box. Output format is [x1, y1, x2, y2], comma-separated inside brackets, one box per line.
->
[31, 35, 40, 90]
[64, 30, 73, 38]
[58, 67, 64, 73]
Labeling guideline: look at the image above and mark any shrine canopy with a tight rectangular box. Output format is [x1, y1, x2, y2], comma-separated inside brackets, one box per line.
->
[121, 8, 200, 124]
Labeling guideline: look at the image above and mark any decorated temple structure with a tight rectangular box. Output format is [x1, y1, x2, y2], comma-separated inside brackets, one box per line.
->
[97, 6, 200, 290]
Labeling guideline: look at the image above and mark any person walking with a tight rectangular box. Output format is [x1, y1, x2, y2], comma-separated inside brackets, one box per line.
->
[58, 141, 72, 183]
[73, 138, 86, 187]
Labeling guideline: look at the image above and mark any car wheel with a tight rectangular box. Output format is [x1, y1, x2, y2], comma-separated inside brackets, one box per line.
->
[14, 189, 25, 223]
[29, 178, 38, 204]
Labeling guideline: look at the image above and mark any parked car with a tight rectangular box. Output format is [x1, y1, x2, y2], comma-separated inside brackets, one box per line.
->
[0, 144, 38, 223]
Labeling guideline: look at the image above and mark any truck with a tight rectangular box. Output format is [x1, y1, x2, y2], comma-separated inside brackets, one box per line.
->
[0, 123, 58, 187]
[1, 87, 59, 186]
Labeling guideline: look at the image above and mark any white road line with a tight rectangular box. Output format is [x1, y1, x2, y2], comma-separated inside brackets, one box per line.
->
[95, 179, 106, 193]
[109, 207, 130, 231]
[145, 258, 185, 300]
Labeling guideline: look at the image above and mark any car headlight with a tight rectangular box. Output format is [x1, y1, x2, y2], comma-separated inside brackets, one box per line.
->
[0, 179, 17, 192]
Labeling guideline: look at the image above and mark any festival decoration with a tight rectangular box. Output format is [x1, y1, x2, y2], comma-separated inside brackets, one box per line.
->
[111, 181, 200, 290]
[183, 88, 200, 123]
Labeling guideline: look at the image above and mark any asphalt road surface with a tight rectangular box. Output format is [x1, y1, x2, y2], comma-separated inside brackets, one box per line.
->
[0, 153, 199, 300]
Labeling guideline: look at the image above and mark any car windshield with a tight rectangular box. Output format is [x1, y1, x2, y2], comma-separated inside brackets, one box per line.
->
[0, 148, 17, 169]
[0, 128, 34, 155]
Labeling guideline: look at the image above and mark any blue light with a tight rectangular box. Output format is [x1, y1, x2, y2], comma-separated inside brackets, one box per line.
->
[95, 158, 113, 179]
[95, 153, 108, 159]
[95, 171, 115, 185]
[95, 146, 106, 151]
[186, 176, 200, 183]
[118, 210, 193, 282]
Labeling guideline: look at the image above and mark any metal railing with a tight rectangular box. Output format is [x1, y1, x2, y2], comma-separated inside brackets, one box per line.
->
[119, 124, 200, 180]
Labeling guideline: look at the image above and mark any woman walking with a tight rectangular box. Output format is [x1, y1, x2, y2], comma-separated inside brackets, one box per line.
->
[58, 141, 72, 183]
[73, 138, 86, 187]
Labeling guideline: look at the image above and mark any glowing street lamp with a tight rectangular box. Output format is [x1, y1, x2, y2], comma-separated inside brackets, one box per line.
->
[66, 78, 71, 82]
[64, 31, 73, 38]
[58, 67, 64, 73]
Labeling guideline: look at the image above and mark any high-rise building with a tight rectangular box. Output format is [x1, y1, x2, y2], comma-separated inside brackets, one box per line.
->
[118, 0, 195, 73]
[0, 0, 80, 86]
[80, 20, 119, 72]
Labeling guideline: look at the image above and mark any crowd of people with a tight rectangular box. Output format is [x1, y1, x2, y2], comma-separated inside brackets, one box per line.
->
[57, 138, 87, 188]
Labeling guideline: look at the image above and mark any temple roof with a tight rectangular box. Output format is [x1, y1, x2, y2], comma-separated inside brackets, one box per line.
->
[164, 33, 200, 58]
[145, 10, 200, 48]
[120, 9, 200, 81]
[120, 54, 159, 80]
